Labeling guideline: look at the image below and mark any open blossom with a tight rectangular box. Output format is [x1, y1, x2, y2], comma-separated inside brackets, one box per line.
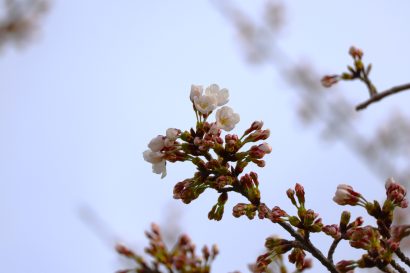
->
[190, 84, 203, 102]
[166, 128, 180, 141]
[204, 84, 229, 106]
[216, 106, 240, 131]
[143, 150, 167, 178]
[333, 184, 364, 206]
[148, 135, 165, 152]
[194, 94, 218, 115]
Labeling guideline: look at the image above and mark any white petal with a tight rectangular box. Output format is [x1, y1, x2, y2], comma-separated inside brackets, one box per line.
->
[148, 135, 165, 152]
[190, 85, 203, 102]
[143, 150, 163, 164]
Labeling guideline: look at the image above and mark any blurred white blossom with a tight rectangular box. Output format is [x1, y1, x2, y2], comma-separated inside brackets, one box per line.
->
[216, 106, 240, 131]
[194, 94, 218, 115]
[204, 84, 229, 106]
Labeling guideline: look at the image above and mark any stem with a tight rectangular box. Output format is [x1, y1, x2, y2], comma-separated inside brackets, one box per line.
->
[327, 237, 342, 264]
[356, 83, 410, 111]
[391, 259, 408, 273]
[360, 69, 377, 97]
[395, 248, 410, 268]
[378, 264, 398, 273]
[278, 222, 339, 273]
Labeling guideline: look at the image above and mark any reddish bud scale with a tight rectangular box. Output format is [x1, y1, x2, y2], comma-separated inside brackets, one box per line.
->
[321, 75, 339, 88]
[295, 183, 305, 205]
[289, 248, 306, 270]
[336, 260, 357, 273]
[116, 244, 135, 257]
[244, 121, 264, 135]
[322, 224, 341, 239]
[349, 46, 363, 59]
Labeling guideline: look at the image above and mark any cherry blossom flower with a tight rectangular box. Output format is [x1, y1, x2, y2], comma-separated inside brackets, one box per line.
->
[204, 84, 229, 106]
[194, 94, 218, 115]
[216, 106, 240, 131]
[190, 84, 203, 102]
[148, 135, 165, 152]
[166, 128, 180, 140]
[143, 149, 167, 178]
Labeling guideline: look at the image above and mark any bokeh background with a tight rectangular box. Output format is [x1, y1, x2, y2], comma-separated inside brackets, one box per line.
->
[1, 0, 410, 272]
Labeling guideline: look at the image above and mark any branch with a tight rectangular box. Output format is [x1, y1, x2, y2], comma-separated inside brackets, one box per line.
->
[278, 222, 339, 273]
[378, 264, 399, 273]
[327, 237, 342, 264]
[391, 259, 408, 273]
[395, 248, 410, 268]
[356, 83, 410, 111]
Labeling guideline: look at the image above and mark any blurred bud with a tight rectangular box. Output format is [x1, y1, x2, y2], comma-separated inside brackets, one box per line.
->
[287, 188, 297, 206]
[322, 224, 341, 239]
[385, 177, 407, 208]
[349, 46, 363, 59]
[244, 121, 264, 135]
[288, 248, 306, 270]
[340, 210, 351, 232]
[116, 244, 134, 257]
[333, 184, 364, 206]
[244, 129, 270, 142]
[295, 183, 305, 205]
[341, 72, 354, 80]
[289, 216, 301, 227]
[321, 75, 339, 88]
[336, 260, 357, 273]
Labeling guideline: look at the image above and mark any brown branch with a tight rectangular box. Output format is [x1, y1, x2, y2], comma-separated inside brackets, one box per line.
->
[378, 264, 399, 273]
[395, 248, 410, 268]
[391, 259, 408, 273]
[356, 83, 410, 111]
[327, 237, 342, 264]
[278, 222, 339, 273]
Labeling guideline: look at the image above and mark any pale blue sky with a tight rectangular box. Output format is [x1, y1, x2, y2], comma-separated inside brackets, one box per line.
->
[1, 1, 410, 272]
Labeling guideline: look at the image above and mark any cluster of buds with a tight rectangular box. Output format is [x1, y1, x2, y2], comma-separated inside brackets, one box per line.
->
[255, 237, 294, 272]
[385, 177, 408, 209]
[322, 211, 363, 240]
[321, 46, 378, 97]
[329, 179, 410, 272]
[255, 236, 312, 273]
[144, 85, 272, 220]
[116, 223, 218, 273]
[141, 85, 410, 273]
[286, 184, 323, 232]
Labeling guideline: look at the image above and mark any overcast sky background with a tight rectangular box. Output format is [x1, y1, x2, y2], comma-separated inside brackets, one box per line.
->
[1, 1, 410, 272]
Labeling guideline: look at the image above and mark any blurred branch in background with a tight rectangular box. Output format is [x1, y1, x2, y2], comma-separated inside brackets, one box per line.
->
[0, 0, 49, 50]
[210, 0, 410, 186]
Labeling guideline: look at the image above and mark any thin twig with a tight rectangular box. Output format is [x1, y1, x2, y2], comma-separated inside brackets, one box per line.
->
[278, 222, 339, 273]
[356, 83, 410, 111]
[327, 237, 342, 263]
[395, 248, 410, 268]
[391, 259, 408, 273]
[378, 264, 398, 273]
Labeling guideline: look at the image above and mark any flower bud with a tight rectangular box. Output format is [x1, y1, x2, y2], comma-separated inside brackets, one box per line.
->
[321, 75, 339, 88]
[295, 183, 305, 205]
[340, 211, 351, 226]
[349, 46, 363, 59]
[244, 121, 264, 135]
[333, 184, 363, 206]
